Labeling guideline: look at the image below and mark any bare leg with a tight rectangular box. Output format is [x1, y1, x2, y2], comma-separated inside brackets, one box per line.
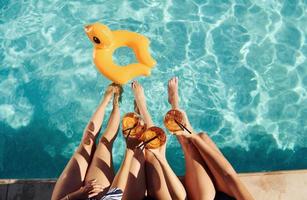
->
[84, 91, 120, 197]
[168, 77, 216, 200]
[52, 86, 115, 200]
[196, 132, 233, 196]
[145, 149, 172, 200]
[131, 81, 154, 127]
[131, 80, 172, 200]
[178, 136, 216, 200]
[110, 148, 134, 193]
[122, 148, 147, 200]
[109, 131, 146, 200]
[111, 90, 147, 200]
[147, 149, 187, 200]
[198, 132, 223, 155]
[188, 134, 254, 200]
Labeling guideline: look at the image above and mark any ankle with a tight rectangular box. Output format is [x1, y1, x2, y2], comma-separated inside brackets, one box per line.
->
[136, 101, 147, 111]
[171, 104, 179, 110]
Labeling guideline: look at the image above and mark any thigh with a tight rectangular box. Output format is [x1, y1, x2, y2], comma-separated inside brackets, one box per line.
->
[123, 151, 146, 200]
[52, 145, 93, 200]
[145, 156, 172, 200]
[85, 137, 115, 197]
[197, 132, 233, 197]
[198, 132, 223, 155]
[184, 141, 216, 200]
[85, 106, 120, 196]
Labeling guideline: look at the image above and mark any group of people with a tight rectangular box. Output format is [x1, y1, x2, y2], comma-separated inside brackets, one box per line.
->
[51, 77, 254, 200]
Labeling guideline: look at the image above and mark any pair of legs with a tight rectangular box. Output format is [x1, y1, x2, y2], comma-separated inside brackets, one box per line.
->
[99, 81, 154, 200]
[104, 81, 185, 200]
[132, 81, 171, 199]
[131, 81, 186, 200]
[51, 80, 183, 200]
[111, 81, 172, 200]
[168, 77, 253, 200]
[52, 85, 121, 200]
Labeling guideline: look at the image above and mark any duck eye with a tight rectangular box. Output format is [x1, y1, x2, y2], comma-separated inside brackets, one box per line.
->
[93, 36, 101, 44]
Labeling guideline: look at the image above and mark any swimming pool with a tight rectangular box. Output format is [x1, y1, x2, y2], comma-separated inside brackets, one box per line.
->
[0, 0, 307, 178]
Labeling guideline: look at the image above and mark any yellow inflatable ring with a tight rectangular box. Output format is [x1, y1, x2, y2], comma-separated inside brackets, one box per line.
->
[84, 23, 156, 85]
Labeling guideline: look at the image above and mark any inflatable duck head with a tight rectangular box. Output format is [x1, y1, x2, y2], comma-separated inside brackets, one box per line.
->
[84, 23, 113, 49]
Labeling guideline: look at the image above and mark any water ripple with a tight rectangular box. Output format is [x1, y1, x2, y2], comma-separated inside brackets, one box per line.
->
[1, 0, 307, 177]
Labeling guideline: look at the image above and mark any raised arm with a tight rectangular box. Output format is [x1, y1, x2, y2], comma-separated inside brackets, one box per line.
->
[149, 150, 187, 200]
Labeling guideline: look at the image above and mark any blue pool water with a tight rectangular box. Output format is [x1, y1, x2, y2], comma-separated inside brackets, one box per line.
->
[0, 0, 307, 178]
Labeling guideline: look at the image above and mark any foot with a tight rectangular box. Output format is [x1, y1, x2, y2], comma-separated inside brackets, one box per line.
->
[131, 80, 147, 110]
[168, 77, 179, 109]
[112, 83, 123, 102]
[131, 80, 154, 126]
[103, 84, 116, 103]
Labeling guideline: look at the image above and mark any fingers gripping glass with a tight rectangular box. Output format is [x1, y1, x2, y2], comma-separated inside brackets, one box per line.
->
[122, 112, 146, 139]
[164, 109, 186, 133]
[138, 127, 166, 149]
[174, 119, 192, 134]
[137, 135, 159, 149]
[122, 123, 138, 138]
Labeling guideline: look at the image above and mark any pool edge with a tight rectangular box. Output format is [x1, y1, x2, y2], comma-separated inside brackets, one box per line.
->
[1, 169, 307, 200]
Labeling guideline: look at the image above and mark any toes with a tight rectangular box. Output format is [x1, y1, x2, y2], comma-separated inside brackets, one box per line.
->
[131, 80, 140, 91]
[172, 77, 178, 86]
[131, 80, 140, 89]
[172, 77, 176, 84]
[131, 80, 136, 88]
[134, 81, 140, 88]
[168, 77, 178, 87]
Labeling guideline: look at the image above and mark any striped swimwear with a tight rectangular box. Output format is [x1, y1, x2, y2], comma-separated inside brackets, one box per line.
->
[100, 188, 123, 200]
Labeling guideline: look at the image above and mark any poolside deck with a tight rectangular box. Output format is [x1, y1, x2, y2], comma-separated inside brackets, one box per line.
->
[0, 169, 306, 200]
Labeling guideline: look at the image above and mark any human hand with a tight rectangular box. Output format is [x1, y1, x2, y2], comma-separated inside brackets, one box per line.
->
[125, 136, 141, 150]
[133, 147, 145, 163]
[172, 109, 196, 137]
[70, 179, 103, 199]
[145, 149, 166, 164]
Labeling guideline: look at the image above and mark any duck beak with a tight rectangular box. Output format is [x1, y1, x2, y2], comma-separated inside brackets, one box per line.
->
[84, 25, 93, 33]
